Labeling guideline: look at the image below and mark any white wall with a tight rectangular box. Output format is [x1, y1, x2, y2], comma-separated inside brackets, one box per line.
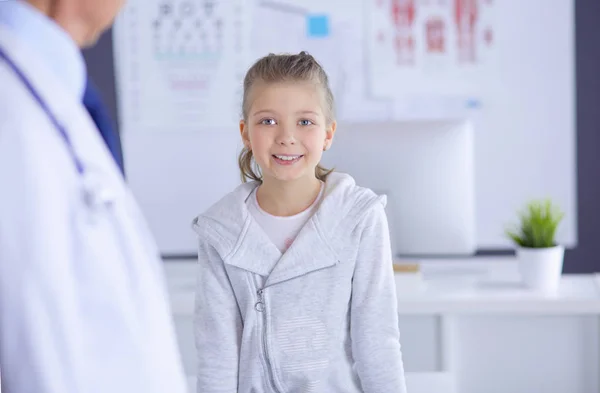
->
[123, 131, 241, 255]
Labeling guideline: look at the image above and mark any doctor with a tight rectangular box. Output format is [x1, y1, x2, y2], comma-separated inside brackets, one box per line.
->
[0, 1, 187, 393]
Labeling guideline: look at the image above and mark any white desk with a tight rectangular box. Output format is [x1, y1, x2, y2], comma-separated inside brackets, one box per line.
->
[165, 257, 600, 393]
[392, 257, 600, 393]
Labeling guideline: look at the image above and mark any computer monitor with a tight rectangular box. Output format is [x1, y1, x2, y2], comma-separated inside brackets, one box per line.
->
[321, 119, 476, 257]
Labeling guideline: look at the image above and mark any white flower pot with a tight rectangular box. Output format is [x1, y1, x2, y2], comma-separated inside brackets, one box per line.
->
[517, 245, 565, 293]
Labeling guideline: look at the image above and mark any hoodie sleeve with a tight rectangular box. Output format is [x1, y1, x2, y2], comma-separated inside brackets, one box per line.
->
[350, 203, 407, 393]
[194, 238, 243, 393]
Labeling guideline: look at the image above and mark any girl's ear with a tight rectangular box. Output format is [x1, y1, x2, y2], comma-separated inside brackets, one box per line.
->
[240, 120, 250, 148]
[324, 121, 337, 151]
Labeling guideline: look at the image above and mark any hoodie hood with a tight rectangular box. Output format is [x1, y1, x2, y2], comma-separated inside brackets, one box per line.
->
[191, 172, 386, 284]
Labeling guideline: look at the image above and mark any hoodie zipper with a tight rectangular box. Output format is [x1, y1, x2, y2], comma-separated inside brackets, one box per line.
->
[255, 287, 280, 393]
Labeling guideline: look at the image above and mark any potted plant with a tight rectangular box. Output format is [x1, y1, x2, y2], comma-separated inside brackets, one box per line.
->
[505, 199, 565, 292]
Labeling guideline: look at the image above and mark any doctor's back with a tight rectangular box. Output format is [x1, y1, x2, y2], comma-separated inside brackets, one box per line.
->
[0, 1, 187, 393]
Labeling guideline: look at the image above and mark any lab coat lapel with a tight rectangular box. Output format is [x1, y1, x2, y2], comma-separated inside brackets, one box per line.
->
[0, 27, 81, 124]
[0, 26, 122, 186]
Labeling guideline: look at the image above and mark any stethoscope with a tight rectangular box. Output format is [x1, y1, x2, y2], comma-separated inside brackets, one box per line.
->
[0, 45, 115, 211]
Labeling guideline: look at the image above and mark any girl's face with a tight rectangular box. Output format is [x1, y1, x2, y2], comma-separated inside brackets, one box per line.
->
[240, 80, 336, 184]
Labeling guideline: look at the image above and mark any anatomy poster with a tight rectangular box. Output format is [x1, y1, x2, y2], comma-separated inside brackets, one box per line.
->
[366, 0, 496, 99]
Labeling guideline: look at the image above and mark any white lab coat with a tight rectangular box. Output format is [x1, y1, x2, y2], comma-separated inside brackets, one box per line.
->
[0, 27, 188, 393]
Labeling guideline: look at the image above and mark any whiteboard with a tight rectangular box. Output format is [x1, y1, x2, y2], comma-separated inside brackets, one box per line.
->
[112, 0, 576, 255]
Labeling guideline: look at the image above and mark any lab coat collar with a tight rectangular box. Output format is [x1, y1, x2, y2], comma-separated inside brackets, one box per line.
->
[0, 0, 87, 99]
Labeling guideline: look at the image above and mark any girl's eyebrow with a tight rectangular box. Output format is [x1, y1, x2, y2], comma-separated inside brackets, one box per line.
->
[296, 110, 319, 116]
[252, 110, 277, 117]
[252, 110, 320, 116]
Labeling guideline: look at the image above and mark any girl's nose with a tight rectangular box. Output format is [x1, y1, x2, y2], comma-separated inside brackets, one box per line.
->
[275, 125, 296, 145]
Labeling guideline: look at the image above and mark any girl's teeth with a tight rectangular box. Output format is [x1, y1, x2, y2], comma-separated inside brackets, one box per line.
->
[276, 155, 299, 161]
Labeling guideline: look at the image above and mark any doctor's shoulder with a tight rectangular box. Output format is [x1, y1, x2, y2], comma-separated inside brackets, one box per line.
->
[0, 78, 58, 168]
[0, 73, 37, 133]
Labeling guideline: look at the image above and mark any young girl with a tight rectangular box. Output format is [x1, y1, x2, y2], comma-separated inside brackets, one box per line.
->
[192, 51, 407, 393]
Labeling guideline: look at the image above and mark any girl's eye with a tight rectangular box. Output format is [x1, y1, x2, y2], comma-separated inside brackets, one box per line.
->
[299, 119, 313, 126]
[261, 118, 276, 125]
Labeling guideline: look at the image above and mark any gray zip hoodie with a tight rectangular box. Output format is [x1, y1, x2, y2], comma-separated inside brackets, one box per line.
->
[191, 172, 407, 393]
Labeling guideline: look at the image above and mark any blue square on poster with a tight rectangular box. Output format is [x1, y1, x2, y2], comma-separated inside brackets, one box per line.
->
[306, 14, 330, 38]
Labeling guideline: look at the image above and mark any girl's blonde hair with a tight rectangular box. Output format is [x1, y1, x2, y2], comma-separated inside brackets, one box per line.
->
[238, 51, 335, 183]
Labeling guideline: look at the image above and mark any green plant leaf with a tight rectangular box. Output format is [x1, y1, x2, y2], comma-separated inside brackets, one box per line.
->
[505, 198, 564, 248]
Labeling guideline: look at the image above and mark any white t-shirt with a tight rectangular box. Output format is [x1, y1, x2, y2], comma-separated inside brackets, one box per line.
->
[247, 183, 324, 253]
